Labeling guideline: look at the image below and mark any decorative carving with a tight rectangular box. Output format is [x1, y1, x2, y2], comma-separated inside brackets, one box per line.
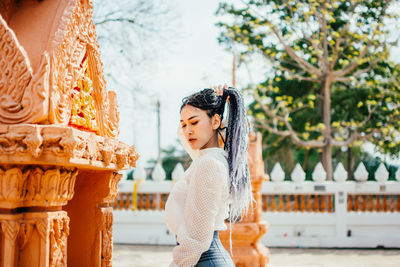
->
[0, 211, 69, 266]
[35, 218, 49, 242]
[0, 166, 78, 209]
[0, 0, 119, 137]
[48, 0, 119, 138]
[69, 53, 99, 133]
[25, 167, 78, 205]
[0, 168, 28, 202]
[1, 220, 20, 243]
[49, 215, 69, 267]
[101, 208, 113, 267]
[101, 138, 115, 166]
[22, 126, 43, 158]
[104, 172, 122, 203]
[0, 14, 50, 124]
[0, 124, 139, 170]
[17, 222, 35, 250]
[106, 90, 120, 138]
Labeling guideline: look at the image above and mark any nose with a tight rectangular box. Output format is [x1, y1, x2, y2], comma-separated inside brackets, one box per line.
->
[184, 125, 193, 136]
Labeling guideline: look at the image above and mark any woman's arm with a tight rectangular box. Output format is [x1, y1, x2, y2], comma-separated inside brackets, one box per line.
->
[170, 157, 227, 267]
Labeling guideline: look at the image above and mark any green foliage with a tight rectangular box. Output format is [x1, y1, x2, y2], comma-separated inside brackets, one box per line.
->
[126, 170, 134, 180]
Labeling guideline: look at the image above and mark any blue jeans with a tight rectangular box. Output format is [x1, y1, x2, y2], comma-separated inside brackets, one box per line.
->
[194, 231, 235, 267]
[175, 231, 235, 267]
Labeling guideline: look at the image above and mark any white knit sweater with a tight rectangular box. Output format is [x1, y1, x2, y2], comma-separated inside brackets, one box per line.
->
[165, 147, 231, 267]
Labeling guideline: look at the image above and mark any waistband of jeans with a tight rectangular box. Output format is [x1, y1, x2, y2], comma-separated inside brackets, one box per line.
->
[213, 231, 219, 238]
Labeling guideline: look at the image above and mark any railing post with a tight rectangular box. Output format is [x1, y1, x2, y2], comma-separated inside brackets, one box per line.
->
[335, 183, 348, 241]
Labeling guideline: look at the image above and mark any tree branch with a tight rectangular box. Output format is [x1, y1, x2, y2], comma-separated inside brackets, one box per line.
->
[278, 65, 319, 82]
[242, 1, 323, 76]
[330, 0, 361, 68]
[335, 56, 382, 82]
[254, 117, 324, 148]
[95, 17, 135, 26]
[331, 131, 375, 147]
[333, 1, 390, 78]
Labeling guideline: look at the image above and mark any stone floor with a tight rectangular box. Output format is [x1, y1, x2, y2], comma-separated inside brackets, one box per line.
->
[113, 244, 400, 267]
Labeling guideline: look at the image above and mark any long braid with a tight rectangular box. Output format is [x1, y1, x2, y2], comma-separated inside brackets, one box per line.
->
[223, 88, 252, 223]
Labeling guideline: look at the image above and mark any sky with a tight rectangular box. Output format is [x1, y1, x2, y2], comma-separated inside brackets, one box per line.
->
[114, 0, 243, 166]
[97, 1, 400, 169]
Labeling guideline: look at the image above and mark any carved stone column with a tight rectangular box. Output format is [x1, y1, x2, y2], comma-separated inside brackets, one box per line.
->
[64, 170, 122, 266]
[0, 1, 139, 266]
[0, 126, 137, 266]
[219, 132, 270, 266]
[0, 165, 76, 267]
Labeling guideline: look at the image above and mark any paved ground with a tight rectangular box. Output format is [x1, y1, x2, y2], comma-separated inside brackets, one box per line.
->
[113, 245, 400, 267]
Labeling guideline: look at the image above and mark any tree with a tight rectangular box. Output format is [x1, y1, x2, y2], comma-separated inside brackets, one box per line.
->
[93, 0, 178, 105]
[217, 0, 400, 179]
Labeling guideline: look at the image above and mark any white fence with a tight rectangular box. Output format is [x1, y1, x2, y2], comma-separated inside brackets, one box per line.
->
[113, 162, 400, 248]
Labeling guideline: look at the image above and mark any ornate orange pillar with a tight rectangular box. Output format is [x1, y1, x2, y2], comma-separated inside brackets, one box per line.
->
[0, 1, 138, 266]
[219, 132, 270, 266]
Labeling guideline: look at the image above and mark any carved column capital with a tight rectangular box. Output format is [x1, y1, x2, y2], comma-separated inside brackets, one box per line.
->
[0, 166, 78, 209]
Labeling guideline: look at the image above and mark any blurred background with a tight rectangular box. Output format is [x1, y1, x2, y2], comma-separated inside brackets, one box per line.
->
[92, 0, 400, 266]
[93, 0, 400, 180]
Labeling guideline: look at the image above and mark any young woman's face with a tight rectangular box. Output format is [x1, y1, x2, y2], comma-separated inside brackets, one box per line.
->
[180, 105, 220, 150]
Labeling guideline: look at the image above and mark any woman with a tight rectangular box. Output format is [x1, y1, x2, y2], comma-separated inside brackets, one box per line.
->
[165, 84, 253, 267]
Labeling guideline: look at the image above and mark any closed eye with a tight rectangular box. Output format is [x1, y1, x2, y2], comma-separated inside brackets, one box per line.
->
[191, 121, 198, 125]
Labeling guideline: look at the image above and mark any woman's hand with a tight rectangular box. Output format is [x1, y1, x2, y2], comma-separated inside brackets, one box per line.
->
[212, 84, 228, 97]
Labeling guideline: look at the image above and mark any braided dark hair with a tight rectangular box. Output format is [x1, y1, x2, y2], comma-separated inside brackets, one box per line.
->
[180, 87, 252, 222]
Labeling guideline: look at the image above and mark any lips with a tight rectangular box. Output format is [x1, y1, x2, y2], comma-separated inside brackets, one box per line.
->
[188, 138, 196, 142]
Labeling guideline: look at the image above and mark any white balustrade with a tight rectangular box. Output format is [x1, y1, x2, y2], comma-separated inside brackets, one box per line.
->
[375, 163, 389, 182]
[354, 162, 369, 182]
[133, 164, 147, 180]
[291, 163, 305, 182]
[172, 163, 185, 181]
[270, 162, 285, 182]
[312, 162, 326, 182]
[114, 161, 400, 248]
[333, 162, 348, 182]
[152, 162, 166, 181]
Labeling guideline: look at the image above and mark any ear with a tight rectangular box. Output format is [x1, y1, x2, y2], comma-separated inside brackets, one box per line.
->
[211, 114, 221, 130]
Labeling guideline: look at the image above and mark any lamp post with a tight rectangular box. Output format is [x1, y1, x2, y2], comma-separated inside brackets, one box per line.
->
[156, 98, 161, 163]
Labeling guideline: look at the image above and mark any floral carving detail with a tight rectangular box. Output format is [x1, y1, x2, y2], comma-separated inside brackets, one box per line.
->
[48, 0, 119, 138]
[101, 208, 113, 267]
[0, 125, 139, 171]
[49, 215, 69, 267]
[0, 0, 119, 138]
[0, 14, 50, 124]
[1, 220, 20, 243]
[104, 172, 122, 203]
[0, 166, 78, 209]
[101, 138, 115, 166]
[0, 168, 28, 202]
[22, 126, 43, 158]
[0, 212, 70, 266]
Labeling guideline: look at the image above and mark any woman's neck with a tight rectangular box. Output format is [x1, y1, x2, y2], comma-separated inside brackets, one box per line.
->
[200, 135, 219, 150]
